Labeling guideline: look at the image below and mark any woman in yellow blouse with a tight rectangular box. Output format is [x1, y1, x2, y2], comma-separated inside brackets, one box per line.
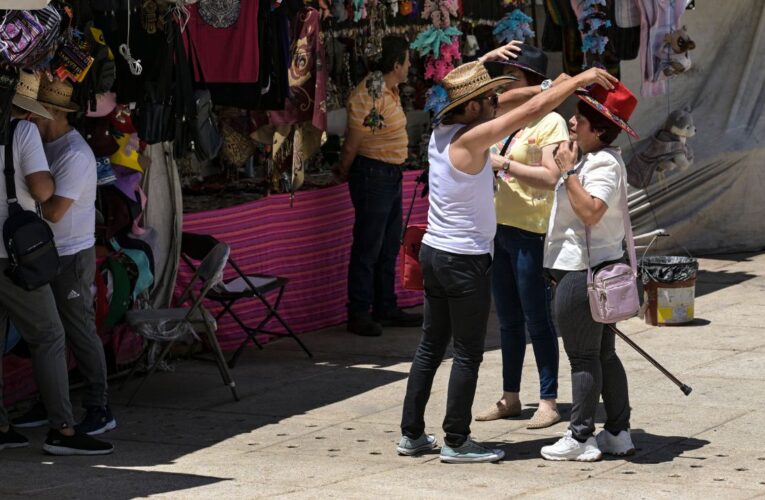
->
[476, 45, 569, 429]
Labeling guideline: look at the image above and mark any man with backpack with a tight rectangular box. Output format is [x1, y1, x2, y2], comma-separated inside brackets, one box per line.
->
[0, 71, 113, 455]
[13, 77, 116, 437]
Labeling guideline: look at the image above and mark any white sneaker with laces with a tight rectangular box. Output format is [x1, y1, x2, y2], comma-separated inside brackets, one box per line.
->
[541, 430, 602, 462]
[596, 429, 635, 456]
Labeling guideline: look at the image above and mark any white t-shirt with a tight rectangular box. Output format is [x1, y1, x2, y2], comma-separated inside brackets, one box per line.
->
[43, 129, 97, 256]
[544, 148, 628, 271]
[0, 121, 51, 259]
[421, 124, 496, 255]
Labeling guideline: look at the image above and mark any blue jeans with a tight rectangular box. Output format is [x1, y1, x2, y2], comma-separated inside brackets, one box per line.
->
[401, 244, 492, 447]
[347, 156, 403, 315]
[492, 225, 559, 399]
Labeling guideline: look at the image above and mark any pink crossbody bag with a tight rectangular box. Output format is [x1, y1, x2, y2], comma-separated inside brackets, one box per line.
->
[585, 163, 640, 324]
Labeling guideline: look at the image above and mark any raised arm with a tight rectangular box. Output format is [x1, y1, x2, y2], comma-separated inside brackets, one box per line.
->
[457, 68, 616, 155]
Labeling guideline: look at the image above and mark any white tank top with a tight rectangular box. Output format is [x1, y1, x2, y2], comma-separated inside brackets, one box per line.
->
[422, 124, 497, 255]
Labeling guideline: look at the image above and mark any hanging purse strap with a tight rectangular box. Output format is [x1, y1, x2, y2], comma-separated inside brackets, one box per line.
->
[584, 149, 638, 285]
[4, 119, 21, 209]
[400, 173, 425, 244]
[499, 128, 520, 157]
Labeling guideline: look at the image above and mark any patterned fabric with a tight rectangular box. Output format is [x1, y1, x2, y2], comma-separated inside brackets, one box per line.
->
[267, 6, 327, 194]
[175, 170, 429, 349]
[347, 74, 408, 165]
[199, 0, 241, 28]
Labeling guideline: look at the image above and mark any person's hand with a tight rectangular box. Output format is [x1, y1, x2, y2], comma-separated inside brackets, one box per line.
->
[552, 73, 572, 86]
[332, 163, 349, 182]
[479, 40, 522, 63]
[575, 67, 617, 90]
[554, 140, 578, 173]
[491, 153, 508, 171]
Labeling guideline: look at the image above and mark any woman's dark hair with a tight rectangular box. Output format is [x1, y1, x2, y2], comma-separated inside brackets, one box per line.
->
[577, 100, 622, 145]
[522, 69, 545, 87]
[378, 36, 410, 74]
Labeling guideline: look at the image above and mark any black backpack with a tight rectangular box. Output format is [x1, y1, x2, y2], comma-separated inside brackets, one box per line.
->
[2, 120, 60, 290]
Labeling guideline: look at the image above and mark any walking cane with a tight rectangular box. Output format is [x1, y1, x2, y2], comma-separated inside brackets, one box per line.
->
[609, 325, 692, 396]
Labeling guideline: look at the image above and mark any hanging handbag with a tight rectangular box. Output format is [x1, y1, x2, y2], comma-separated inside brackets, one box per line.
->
[585, 162, 640, 324]
[399, 172, 427, 291]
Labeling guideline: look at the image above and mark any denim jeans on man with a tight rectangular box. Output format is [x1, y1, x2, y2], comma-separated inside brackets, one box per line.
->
[401, 243, 492, 447]
[347, 156, 403, 315]
[492, 225, 558, 399]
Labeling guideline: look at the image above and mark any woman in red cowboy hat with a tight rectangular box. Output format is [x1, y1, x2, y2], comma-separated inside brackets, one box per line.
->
[540, 81, 639, 462]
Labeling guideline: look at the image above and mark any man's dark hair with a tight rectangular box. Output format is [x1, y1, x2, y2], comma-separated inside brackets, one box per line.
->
[577, 100, 622, 145]
[378, 36, 410, 74]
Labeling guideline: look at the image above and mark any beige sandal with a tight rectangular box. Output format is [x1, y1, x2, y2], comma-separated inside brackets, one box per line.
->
[526, 407, 561, 429]
[475, 400, 522, 421]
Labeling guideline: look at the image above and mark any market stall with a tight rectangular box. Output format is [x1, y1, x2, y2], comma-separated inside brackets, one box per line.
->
[5, 0, 762, 406]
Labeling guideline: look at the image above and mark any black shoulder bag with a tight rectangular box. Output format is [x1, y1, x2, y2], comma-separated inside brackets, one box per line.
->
[2, 120, 60, 290]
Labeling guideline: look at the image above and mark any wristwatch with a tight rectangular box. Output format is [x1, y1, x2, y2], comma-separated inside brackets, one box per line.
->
[561, 168, 578, 181]
[540, 79, 553, 92]
[502, 160, 510, 172]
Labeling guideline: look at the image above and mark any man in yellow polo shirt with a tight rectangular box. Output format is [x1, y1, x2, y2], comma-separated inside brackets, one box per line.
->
[336, 36, 421, 337]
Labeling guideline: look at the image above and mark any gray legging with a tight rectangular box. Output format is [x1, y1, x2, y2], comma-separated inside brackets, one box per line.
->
[547, 268, 631, 441]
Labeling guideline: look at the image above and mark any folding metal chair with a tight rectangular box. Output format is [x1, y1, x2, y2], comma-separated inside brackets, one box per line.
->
[120, 242, 239, 405]
[181, 232, 312, 368]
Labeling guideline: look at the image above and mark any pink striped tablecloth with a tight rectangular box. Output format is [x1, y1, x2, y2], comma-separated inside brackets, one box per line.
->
[179, 170, 429, 350]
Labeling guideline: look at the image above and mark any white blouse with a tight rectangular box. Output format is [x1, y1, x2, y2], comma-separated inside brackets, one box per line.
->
[543, 148, 628, 271]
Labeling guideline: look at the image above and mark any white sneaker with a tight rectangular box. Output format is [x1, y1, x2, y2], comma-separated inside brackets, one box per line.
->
[541, 430, 602, 462]
[596, 429, 635, 456]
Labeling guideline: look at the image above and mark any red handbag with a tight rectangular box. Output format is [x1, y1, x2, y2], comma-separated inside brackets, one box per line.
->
[399, 174, 427, 291]
[400, 224, 426, 290]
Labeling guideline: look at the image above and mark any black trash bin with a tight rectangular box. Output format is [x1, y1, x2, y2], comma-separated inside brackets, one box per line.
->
[640, 256, 699, 326]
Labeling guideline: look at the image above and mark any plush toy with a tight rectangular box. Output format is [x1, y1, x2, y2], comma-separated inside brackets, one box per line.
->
[627, 107, 696, 188]
[655, 107, 696, 172]
[660, 26, 696, 77]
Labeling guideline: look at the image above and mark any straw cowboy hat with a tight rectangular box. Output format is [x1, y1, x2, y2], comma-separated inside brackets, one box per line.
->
[37, 76, 80, 113]
[12, 71, 53, 120]
[435, 61, 517, 121]
[576, 80, 639, 139]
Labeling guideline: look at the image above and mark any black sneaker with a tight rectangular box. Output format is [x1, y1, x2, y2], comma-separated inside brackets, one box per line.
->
[0, 427, 29, 450]
[373, 308, 423, 328]
[347, 312, 383, 337]
[12, 401, 49, 428]
[75, 406, 117, 436]
[43, 428, 114, 456]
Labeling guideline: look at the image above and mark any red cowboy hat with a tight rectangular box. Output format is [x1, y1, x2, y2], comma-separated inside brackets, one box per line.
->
[576, 80, 639, 139]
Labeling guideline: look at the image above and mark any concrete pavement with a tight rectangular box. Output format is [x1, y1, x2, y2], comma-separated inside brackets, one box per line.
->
[3, 252, 765, 499]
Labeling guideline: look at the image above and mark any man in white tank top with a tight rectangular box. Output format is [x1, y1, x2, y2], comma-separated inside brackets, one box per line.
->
[398, 55, 617, 463]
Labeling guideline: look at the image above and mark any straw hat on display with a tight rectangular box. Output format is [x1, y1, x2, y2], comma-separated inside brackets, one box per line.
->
[435, 61, 517, 121]
[37, 77, 80, 113]
[12, 71, 54, 120]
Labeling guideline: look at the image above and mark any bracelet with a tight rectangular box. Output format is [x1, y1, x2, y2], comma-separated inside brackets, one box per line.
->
[561, 168, 578, 181]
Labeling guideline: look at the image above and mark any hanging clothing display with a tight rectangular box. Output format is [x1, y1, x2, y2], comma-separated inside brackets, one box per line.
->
[184, 0, 260, 83]
[205, 0, 290, 110]
[636, 0, 687, 96]
[265, 6, 327, 195]
[541, 0, 584, 75]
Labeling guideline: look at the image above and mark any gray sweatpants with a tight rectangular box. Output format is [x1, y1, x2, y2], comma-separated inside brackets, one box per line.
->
[549, 268, 631, 441]
[0, 259, 74, 429]
[50, 246, 108, 407]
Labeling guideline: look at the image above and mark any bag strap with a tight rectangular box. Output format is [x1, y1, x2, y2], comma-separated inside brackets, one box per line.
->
[499, 128, 520, 157]
[400, 173, 425, 244]
[584, 149, 637, 284]
[4, 119, 21, 207]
